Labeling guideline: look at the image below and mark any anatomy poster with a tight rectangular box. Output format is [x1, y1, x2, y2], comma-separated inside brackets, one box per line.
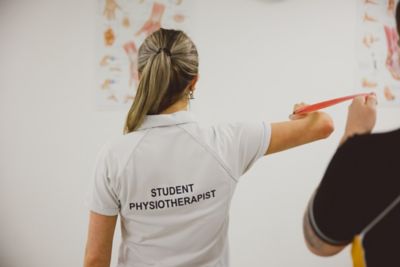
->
[96, 0, 193, 109]
[357, 0, 400, 105]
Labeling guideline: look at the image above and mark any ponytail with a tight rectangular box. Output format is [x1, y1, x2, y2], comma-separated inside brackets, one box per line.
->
[124, 28, 199, 134]
[124, 51, 171, 133]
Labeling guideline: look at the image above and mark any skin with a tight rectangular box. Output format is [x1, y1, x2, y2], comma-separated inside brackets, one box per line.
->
[303, 94, 377, 257]
[340, 95, 377, 144]
[303, 202, 346, 257]
[84, 77, 336, 267]
[84, 212, 117, 267]
[267, 107, 333, 155]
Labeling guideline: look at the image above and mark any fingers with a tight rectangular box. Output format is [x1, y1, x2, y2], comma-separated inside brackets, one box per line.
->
[135, 22, 148, 36]
[366, 94, 378, 107]
[135, 24, 144, 36]
[292, 102, 306, 115]
[293, 102, 306, 111]
[104, 11, 115, 20]
[290, 102, 308, 120]
[350, 94, 377, 108]
[356, 95, 365, 103]
[289, 113, 307, 120]
[345, 93, 377, 137]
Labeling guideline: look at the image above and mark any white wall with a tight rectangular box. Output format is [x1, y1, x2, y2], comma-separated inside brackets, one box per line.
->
[0, 0, 399, 267]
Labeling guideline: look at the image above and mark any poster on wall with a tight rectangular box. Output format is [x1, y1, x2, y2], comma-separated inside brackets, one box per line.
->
[96, 0, 193, 109]
[357, 0, 400, 106]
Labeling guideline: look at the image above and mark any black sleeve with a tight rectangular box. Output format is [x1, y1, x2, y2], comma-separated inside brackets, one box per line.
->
[308, 133, 398, 245]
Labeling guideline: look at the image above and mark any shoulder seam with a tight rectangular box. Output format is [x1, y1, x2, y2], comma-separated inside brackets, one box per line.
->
[115, 129, 152, 187]
[177, 124, 239, 183]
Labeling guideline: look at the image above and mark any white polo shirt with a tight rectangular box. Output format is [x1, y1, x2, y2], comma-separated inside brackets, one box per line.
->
[88, 111, 271, 267]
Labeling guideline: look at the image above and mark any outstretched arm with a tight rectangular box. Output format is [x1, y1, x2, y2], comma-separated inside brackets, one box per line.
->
[266, 109, 334, 155]
[303, 94, 377, 257]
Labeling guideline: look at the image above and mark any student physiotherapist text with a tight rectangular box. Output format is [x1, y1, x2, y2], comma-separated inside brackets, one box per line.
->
[129, 184, 216, 211]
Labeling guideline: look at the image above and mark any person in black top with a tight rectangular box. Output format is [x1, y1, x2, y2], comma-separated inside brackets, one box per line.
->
[302, 9, 400, 264]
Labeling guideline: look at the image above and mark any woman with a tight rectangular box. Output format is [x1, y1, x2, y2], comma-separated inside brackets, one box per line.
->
[84, 28, 334, 267]
[301, 5, 397, 267]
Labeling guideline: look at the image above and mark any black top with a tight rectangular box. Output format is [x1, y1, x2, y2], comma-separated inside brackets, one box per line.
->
[309, 128, 400, 266]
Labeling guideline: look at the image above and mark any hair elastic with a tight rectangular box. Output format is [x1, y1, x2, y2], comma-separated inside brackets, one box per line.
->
[157, 47, 171, 56]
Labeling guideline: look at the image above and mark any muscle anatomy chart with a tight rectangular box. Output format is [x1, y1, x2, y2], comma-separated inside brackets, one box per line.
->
[357, 0, 400, 105]
[96, 0, 193, 108]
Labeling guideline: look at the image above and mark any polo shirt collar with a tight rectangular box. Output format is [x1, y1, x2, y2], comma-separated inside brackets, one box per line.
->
[138, 111, 196, 130]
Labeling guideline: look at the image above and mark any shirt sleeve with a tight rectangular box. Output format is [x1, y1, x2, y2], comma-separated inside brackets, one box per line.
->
[212, 122, 271, 179]
[86, 144, 120, 216]
[308, 134, 393, 245]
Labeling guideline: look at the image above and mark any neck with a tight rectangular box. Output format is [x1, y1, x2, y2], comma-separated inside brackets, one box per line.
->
[161, 98, 189, 114]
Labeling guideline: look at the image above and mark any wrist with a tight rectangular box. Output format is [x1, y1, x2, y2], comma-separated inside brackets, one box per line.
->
[340, 129, 369, 146]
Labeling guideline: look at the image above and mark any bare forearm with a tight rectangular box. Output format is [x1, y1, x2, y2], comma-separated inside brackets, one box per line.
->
[267, 112, 334, 154]
[302, 112, 335, 142]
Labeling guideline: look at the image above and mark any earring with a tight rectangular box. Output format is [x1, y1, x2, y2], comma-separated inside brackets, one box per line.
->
[189, 90, 195, 100]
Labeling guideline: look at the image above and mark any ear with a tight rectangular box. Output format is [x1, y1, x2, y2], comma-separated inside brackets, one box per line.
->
[189, 75, 199, 92]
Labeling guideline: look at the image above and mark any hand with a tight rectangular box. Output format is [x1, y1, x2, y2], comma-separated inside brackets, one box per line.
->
[388, 0, 395, 14]
[289, 103, 331, 122]
[123, 41, 139, 87]
[341, 94, 377, 144]
[384, 86, 396, 101]
[290, 102, 334, 140]
[103, 0, 121, 20]
[104, 27, 115, 46]
[364, 0, 378, 5]
[135, 3, 165, 36]
[267, 104, 334, 155]
[384, 26, 400, 80]
[289, 103, 308, 120]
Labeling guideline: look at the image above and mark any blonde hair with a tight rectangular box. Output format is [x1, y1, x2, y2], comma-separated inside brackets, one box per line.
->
[124, 28, 199, 134]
